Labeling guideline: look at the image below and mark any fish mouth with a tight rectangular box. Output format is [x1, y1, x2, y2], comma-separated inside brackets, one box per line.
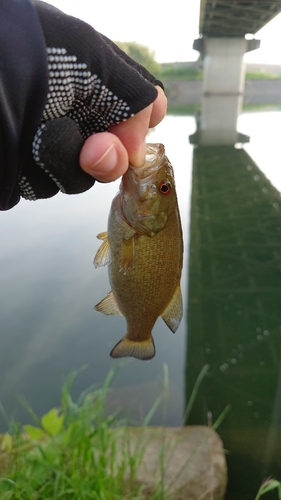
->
[122, 144, 166, 197]
[129, 143, 165, 180]
[120, 143, 172, 235]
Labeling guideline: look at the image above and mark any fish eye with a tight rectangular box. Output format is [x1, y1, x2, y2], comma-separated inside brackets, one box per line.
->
[159, 181, 172, 195]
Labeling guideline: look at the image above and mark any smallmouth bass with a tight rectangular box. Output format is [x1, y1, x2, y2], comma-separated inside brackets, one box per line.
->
[94, 143, 183, 360]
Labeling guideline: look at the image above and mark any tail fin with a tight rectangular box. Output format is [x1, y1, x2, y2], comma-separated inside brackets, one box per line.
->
[110, 335, 155, 360]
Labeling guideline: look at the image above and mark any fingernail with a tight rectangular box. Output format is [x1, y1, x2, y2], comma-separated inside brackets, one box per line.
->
[90, 144, 117, 173]
[132, 140, 147, 168]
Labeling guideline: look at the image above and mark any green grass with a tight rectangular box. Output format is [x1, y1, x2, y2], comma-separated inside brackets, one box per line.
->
[0, 366, 169, 500]
[242, 104, 281, 112]
[0, 365, 279, 500]
[159, 66, 203, 81]
[246, 72, 281, 80]
[1, 364, 216, 500]
[158, 67, 281, 81]
[0, 364, 227, 500]
[255, 479, 281, 499]
[165, 103, 281, 116]
[167, 104, 201, 115]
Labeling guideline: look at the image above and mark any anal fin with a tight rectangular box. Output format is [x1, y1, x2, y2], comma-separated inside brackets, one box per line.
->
[94, 291, 123, 316]
[161, 285, 183, 333]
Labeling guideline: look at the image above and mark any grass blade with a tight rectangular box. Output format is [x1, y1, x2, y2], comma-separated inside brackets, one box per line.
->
[182, 364, 210, 424]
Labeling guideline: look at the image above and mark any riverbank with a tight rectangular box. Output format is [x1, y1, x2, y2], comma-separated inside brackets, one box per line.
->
[163, 79, 281, 111]
[0, 427, 227, 500]
[0, 368, 227, 500]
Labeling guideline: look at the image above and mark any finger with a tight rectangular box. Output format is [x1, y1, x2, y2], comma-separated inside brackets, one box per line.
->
[79, 132, 128, 182]
[149, 86, 167, 128]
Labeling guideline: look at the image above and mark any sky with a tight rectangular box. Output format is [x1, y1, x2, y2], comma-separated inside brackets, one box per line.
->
[43, 0, 281, 65]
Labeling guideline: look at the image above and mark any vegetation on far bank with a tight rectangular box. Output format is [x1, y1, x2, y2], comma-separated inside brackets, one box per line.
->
[160, 67, 281, 81]
[114, 41, 161, 76]
[115, 41, 281, 81]
[160, 66, 203, 81]
[166, 104, 201, 115]
[166, 103, 281, 116]
[246, 72, 281, 80]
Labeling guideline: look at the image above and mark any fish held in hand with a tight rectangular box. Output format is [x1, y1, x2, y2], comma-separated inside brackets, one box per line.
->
[94, 143, 183, 360]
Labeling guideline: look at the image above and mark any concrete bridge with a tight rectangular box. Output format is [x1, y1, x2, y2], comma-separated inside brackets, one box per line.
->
[192, 0, 281, 144]
[199, 0, 281, 37]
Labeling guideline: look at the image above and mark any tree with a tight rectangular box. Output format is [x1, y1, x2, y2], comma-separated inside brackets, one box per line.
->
[114, 41, 161, 75]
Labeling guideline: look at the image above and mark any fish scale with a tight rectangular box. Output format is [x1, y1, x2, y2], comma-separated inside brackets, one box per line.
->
[109, 211, 181, 331]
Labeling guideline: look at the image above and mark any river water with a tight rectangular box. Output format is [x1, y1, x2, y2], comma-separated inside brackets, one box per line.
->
[0, 115, 195, 429]
[0, 110, 281, 497]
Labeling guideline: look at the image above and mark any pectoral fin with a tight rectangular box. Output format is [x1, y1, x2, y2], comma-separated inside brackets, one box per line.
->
[120, 236, 135, 273]
[94, 232, 111, 268]
[97, 232, 108, 241]
[161, 285, 183, 333]
[94, 291, 123, 316]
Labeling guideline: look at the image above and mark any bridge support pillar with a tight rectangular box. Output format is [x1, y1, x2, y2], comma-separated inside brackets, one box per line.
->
[190, 37, 260, 145]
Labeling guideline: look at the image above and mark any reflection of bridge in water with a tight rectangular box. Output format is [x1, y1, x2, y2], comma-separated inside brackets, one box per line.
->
[185, 3, 281, 496]
[185, 145, 281, 498]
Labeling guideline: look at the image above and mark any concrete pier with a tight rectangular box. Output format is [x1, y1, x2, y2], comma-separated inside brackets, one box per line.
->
[192, 37, 260, 145]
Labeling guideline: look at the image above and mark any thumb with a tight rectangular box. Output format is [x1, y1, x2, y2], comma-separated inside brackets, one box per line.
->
[79, 105, 153, 180]
[79, 132, 129, 182]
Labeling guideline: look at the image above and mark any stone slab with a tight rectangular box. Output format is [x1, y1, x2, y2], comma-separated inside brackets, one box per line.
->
[123, 426, 227, 500]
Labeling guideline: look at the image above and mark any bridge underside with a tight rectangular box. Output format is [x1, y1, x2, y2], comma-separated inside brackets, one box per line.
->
[194, 1, 281, 145]
[200, 0, 281, 37]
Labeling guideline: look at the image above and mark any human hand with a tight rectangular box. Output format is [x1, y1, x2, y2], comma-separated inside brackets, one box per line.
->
[19, 1, 167, 201]
[80, 86, 167, 182]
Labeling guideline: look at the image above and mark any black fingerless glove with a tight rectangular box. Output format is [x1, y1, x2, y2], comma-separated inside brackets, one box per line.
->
[19, 1, 163, 201]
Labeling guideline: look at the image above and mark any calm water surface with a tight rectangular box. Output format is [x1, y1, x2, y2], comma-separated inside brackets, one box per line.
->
[0, 116, 195, 428]
[1, 111, 281, 497]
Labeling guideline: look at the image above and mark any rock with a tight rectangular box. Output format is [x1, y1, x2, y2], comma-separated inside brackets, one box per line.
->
[123, 426, 227, 500]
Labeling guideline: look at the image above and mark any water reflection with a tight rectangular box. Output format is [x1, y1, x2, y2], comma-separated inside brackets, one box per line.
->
[2, 111, 281, 496]
[0, 116, 195, 430]
[186, 144, 281, 498]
